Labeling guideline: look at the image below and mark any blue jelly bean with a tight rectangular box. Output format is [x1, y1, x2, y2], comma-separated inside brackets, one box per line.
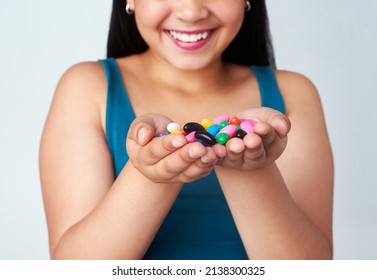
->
[206, 124, 220, 136]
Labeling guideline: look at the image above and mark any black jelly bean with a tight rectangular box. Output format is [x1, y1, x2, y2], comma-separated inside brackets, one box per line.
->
[195, 131, 217, 146]
[183, 122, 205, 133]
[235, 129, 247, 139]
[194, 139, 208, 147]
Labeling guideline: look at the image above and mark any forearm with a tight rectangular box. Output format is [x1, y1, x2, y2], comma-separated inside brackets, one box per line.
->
[53, 162, 182, 260]
[215, 163, 332, 260]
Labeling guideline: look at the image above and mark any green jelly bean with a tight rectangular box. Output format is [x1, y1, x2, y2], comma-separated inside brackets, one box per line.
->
[219, 121, 229, 129]
[216, 133, 229, 145]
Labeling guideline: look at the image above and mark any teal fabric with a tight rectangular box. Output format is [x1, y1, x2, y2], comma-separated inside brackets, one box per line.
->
[251, 66, 286, 114]
[99, 58, 285, 259]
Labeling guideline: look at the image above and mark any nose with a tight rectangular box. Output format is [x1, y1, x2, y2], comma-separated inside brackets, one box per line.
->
[174, 0, 209, 23]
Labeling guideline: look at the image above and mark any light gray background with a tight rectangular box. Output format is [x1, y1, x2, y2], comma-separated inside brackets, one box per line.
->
[0, 1, 376, 259]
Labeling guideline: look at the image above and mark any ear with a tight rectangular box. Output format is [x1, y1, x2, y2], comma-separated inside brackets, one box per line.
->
[125, 1, 135, 15]
[126, 0, 135, 9]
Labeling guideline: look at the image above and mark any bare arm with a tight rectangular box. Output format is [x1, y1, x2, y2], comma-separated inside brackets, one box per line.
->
[40, 63, 219, 259]
[215, 72, 333, 259]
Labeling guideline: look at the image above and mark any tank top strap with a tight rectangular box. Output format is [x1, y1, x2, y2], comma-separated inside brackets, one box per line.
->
[99, 58, 135, 176]
[251, 66, 286, 114]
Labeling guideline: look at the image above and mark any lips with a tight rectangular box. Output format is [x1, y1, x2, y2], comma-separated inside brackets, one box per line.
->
[166, 29, 215, 51]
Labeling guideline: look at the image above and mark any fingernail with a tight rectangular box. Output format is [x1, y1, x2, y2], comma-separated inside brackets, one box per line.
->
[172, 138, 185, 148]
[201, 155, 211, 163]
[189, 148, 197, 158]
[138, 128, 147, 143]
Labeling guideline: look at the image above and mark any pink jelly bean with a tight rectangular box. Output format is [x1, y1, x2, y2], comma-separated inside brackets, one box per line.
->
[219, 124, 237, 138]
[185, 131, 197, 143]
[243, 119, 257, 126]
[213, 115, 230, 125]
[240, 121, 254, 134]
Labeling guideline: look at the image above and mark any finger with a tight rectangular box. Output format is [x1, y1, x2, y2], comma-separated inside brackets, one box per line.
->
[253, 122, 277, 146]
[242, 133, 266, 162]
[224, 138, 246, 162]
[179, 147, 219, 182]
[127, 113, 173, 146]
[270, 114, 291, 138]
[156, 142, 208, 178]
[238, 107, 290, 137]
[140, 134, 188, 165]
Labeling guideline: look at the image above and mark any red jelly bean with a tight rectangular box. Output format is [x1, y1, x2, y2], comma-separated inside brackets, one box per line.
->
[230, 116, 241, 125]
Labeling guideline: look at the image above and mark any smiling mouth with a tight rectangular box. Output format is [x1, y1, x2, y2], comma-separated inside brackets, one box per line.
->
[168, 30, 211, 43]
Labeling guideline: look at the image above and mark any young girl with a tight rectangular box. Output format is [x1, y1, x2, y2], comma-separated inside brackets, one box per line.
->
[40, 0, 334, 259]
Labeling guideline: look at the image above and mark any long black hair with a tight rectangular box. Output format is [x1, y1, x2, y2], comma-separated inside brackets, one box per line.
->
[106, 0, 275, 67]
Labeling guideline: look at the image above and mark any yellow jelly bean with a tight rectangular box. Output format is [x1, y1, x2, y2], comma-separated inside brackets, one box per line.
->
[171, 130, 183, 135]
[201, 118, 214, 130]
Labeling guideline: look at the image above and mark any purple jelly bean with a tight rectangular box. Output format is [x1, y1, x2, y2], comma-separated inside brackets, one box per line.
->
[156, 132, 167, 137]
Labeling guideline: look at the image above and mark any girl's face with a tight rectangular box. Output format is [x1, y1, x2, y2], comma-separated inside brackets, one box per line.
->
[129, 0, 246, 71]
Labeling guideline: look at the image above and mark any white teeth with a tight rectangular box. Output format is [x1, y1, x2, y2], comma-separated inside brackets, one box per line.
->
[169, 31, 210, 43]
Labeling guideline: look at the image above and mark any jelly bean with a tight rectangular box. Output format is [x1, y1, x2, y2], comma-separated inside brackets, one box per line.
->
[156, 131, 167, 137]
[185, 131, 197, 143]
[171, 129, 183, 135]
[219, 124, 237, 138]
[201, 119, 214, 130]
[206, 124, 220, 136]
[240, 121, 254, 134]
[194, 139, 209, 147]
[219, 120, 229, 129]
[235, 129, 247, 139]
[195, 131, 217, 146]
[230, 116, 241, 125]
[216, 133, 229, 145]
[243, 119, 257, 126]
[167, 122, 181, 132]
[183, 122, 205, 133]
[213, 115, 230, 125]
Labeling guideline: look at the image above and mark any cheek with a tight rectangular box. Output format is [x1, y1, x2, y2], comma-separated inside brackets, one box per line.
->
[219, 9, 245, 44]
[224, 8, 245, 30]
[134, 2, 169, 32]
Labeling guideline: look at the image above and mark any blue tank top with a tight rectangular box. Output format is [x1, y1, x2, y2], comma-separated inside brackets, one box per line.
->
[100, 58, 285, 260]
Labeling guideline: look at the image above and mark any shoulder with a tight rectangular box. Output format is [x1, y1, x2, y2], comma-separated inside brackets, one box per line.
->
[274, 69, 323, 117]
[49, 61, 108, 131]
[54, 60, 107, 109]
[56, 61, 106, 97]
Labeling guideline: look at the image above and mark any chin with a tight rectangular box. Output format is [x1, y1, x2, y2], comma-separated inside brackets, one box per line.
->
[168, 56, 219, 72]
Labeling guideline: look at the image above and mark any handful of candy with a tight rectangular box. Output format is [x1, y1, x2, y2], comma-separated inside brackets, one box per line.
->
[157, 115, 256, 147]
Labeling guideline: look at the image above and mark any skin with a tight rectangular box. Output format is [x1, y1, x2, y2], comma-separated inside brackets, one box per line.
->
[40, 0, 333, 259]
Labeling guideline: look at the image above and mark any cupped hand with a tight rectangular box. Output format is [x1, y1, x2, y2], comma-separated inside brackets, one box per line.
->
[126, 113, 225, 183]
[216, 107, 291, 170]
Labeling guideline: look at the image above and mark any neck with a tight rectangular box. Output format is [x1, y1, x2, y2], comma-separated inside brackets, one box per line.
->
[138, 50, 229, 96]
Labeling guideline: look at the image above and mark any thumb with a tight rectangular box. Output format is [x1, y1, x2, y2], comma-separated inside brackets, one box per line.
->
[127, 113, 174, 146]
[270, 114, 291, 138]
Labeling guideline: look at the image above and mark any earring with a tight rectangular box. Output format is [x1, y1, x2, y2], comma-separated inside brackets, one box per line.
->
[245, 1, 251, 12]
[125, 3, 134, 15]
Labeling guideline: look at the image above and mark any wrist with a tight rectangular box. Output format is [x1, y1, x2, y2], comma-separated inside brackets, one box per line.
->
[214, 161, 282, 189]
[123, 161, 184, 190]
